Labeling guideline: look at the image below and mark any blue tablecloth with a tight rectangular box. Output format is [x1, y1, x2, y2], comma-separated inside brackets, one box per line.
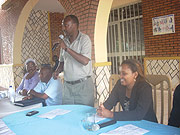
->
[2, 105, 180, 135]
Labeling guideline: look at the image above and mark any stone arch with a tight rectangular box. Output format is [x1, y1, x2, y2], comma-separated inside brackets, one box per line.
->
[94, 0, 113, 62]
[13, 0, 39, 65]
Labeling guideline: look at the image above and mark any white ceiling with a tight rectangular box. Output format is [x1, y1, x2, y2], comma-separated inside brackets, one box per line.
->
[33, 0, 66, 13]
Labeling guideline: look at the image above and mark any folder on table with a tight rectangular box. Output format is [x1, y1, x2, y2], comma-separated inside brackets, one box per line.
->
[14, 97, 45, 107]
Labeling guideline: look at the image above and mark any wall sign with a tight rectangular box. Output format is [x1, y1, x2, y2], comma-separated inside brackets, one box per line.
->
[152, 14, 175, 35]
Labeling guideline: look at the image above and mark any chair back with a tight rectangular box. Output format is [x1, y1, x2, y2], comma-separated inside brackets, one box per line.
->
[109, 74, 121, 111]
[109, 74, 120, 93]
[145, 74, 172, 124]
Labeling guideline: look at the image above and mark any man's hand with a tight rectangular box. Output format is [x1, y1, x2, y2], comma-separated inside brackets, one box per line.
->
[22, 95, 33, 100]
[29, 89, 48, 99]
[60, 41, 67, 50]
[53, 71, 59, 80]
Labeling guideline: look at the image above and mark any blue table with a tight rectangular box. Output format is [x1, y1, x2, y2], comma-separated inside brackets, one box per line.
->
[2, 105, 180, 135]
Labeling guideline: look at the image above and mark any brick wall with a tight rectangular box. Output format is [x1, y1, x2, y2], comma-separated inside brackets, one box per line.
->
[58, 0, 100, 61]
[49, 13, 64, 58]
[142, 0, 180, 57]
[0, 0, 28, 64]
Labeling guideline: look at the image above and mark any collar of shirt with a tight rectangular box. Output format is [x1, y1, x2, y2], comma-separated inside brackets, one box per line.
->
[41, 77, 53, 87]
[65, 31, 81, 46]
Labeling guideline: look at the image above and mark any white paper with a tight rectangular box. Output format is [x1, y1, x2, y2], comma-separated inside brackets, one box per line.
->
[38, 109, 71, 119]
[99, 124, 149, 135]
[95, 114, 106, 123]
[0, 119, 16, 135]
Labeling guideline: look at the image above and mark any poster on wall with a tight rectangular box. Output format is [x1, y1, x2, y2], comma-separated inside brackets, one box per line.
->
[152, 14, 175, 35]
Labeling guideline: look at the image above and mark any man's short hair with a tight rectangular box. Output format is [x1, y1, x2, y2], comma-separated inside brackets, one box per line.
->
[25, 58, 36, 65]
[41, 64, 52, 73]
[65, 15, 79, 27]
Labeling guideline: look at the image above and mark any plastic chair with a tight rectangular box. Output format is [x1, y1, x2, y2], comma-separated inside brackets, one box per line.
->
[145, 74, 172, 124]
[109, 74, 121, 111]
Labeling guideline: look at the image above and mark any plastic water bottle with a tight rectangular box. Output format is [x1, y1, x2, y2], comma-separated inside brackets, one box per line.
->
[9, 86, 15, 103]
[0, 93, 2, 100]
[0, 92, 6, 100]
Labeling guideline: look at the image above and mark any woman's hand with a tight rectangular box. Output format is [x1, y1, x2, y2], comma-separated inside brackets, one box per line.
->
[26, 69, 36, 80]
[97, 104, 114, 118]
[19, 89, 28, 96]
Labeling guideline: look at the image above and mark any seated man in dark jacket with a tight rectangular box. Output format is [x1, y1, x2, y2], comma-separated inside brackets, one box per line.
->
[168, 84, 180, 127]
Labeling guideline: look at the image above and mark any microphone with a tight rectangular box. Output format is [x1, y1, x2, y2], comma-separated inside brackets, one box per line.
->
[52, 43, 59, 51]
[99, 119, 117, 128]
[92, 120, 117, 131]
[59, 34, 64, 40]
[52, 35, 65, 51]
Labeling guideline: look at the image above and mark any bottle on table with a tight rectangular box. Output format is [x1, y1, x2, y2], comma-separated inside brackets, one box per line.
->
[0, 92, 6, 100]
[9, 86, 15, 103]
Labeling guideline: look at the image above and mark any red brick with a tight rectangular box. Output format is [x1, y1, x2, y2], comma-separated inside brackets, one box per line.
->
[142, 0, 180, 57]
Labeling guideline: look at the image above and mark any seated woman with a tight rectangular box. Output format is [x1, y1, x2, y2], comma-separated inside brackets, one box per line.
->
[168, 84, 180, 127]
[97, 59, 157, 123]
[16, 58, 40, 96]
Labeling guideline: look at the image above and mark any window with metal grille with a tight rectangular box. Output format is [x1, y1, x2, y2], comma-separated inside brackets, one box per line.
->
[107, 2, 144, 74]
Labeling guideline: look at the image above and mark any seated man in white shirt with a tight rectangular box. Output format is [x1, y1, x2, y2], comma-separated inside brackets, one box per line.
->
[26, 65, 62, 106]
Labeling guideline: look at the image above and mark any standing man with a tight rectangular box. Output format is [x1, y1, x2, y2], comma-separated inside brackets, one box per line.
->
[54, 15, 94, 107]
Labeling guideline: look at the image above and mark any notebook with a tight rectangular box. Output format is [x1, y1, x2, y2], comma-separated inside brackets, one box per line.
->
[14, 97, 45, 107]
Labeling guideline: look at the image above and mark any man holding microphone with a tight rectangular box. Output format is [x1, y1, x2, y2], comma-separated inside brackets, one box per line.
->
[54, 15, 94, 107]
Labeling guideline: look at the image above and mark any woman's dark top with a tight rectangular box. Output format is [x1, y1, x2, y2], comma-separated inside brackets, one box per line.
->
[103, 80, 158, 123]
[168, 84, 180, 127]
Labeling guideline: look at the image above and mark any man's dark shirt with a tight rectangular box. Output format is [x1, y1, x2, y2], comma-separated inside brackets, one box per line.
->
[168, 84, 180, 127]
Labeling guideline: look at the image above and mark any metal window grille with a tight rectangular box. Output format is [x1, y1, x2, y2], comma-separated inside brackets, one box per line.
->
[107, 2, 144, 74]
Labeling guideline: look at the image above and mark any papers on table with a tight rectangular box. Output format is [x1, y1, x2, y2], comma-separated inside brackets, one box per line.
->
[0, 119, 16, 135]
[99, 124, 149, 135]
[38, 109, 71, 119]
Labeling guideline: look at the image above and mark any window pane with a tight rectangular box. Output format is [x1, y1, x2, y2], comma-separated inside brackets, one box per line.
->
[110, 11, 113, 22]
[107, 28, 110, 53]
[119, 8, 122, 20]
[115, 24, 119, 52]
[138, 3, 142, 16]
[135, 4, 138, 16]
[114, 9, 118, 21]
[112, 25, 115, 52]
[130, 5, 134, 17]
[109, 26, 112, 53]
[123, 7, 126, 19]
[127, 6, 130, 18]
